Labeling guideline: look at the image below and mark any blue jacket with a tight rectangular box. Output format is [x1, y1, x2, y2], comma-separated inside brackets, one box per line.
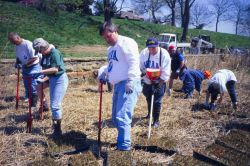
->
[179, 69, 205, 93]
[170, 50, 184, 72]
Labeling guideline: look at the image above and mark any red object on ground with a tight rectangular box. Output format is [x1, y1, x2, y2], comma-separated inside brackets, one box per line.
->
[15, 69, 20, 111]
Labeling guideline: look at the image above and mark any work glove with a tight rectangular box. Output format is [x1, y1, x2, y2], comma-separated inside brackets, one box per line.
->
[98, 72, 107, 84]
[125, 80, 134, 94]
[203, 101, 210, 108]
[209, 103, 217, 111]
[140, 69, 146, 77]
[15, 63, 22, 69]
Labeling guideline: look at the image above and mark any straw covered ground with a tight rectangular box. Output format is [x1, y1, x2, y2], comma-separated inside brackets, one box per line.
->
[0, 54, 249, 165]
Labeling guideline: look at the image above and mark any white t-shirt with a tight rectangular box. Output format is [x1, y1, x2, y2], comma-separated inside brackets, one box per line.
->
[15, 39, 39, 65]
[106, 35, 141, 84]
[208, 69, 237, 92]
[140, 47, 171, 84]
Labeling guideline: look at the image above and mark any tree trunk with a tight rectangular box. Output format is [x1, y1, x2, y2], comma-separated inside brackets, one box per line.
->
[181, 0, 190, 42]
[171, 8, 176, 26]
[104, 0, 111, 23]
[215, 16, 219, 32]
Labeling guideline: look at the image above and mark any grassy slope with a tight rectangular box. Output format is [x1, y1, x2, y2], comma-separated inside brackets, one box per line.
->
[0, 1, 250, 58]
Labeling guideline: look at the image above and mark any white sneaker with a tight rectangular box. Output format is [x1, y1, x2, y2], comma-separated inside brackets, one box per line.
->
[24, 98, 29, 103]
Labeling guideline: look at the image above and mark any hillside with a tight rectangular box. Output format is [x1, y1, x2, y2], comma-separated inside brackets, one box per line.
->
[0, 1, 250, 58]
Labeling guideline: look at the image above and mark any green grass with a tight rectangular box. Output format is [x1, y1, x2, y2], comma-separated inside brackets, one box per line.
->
[0, 1, 250, 58]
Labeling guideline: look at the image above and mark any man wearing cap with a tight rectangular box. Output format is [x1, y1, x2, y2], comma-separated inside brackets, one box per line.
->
[179, 69, 211, 99]
[32, 38, 69, 136]
[8, 32, 43, 108]
[168, 45, 186, 96]
[140, 38, 171, 127]
[99, 22, 142, 151]
[205, 69, 238, 110]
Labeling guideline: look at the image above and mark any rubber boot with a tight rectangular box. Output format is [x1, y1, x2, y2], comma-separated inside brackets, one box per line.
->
[52, 119, 62, 136]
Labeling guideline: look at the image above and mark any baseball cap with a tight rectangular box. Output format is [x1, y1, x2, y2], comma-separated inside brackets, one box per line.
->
[146, 38, 159, 48]
[33, 38, 49, 55]
[168, 45, 175, 51]
[203, 70, 212, 79]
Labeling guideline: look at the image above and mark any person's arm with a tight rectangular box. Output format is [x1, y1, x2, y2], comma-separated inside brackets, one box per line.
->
[160, 50, 171, 82]
[205, 91, 210, 104]
[218, 92, 224, 103]
[26, 57, 39, 67]
[41, 67, 58, 75]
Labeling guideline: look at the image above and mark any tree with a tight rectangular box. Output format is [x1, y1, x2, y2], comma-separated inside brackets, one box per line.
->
[209, 0, 233, 32]
[164, 0, 177, 26]
[231, 0, 248, 35]
[190, 2, 212, 29]
[134, 0, 165, 23]
[93, 0, 125, 16]
[104, 0, 111, 22]
[177, 0, 196, 42]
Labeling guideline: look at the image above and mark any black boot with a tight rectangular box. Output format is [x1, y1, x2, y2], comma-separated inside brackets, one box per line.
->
[152, 108, 161, 128]
[52, 119, 62, 136]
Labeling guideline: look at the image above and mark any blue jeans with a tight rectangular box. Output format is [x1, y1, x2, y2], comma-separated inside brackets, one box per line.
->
[142, 83, 166, 122]
[226, 80, 237, 103]
[112, 79, 142, 150]
[22, 63, 42, 98]
[49, 73, 68, 120]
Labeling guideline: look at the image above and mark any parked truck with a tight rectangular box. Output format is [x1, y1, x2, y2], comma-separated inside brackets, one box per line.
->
[158, 33, 190, 51]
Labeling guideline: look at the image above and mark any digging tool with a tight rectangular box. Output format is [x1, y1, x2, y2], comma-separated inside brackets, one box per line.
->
[25, 76, 33, 133]
[15, 68, 20, 110]
[148, 85, 156, 139]
[39, 82, 44, 120]
[98, 83, 103, 157]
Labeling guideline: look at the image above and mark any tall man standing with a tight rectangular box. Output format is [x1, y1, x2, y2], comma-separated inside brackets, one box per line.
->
[99, 22, 142, 151]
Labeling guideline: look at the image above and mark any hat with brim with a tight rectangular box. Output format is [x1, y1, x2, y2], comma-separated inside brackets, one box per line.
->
[146, 38, 159, 48]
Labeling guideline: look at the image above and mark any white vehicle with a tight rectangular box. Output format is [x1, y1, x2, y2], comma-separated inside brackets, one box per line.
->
[158, 33, 190, 50]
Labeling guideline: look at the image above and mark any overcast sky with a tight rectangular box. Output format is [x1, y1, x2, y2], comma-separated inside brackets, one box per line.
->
[117, 0, 237, 35]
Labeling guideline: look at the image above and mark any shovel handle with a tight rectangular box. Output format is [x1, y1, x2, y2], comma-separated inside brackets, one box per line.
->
[98, 83, 103, 146]
[15, 69, 20, 110]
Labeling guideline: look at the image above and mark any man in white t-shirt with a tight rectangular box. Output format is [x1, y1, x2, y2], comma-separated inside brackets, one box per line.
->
[99, 22, 142, 151]
[8, 32, 43, 109]
[140, 38, 171, 127]
[205, 69, 238, 110]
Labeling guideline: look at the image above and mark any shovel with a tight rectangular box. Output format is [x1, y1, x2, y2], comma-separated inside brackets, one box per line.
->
[25, 76, 33, 133]
[98, 83, 103, 157]
[148, 85, 156, 139]
[15, 68, 20, 110]
[39, 83, 44, 120]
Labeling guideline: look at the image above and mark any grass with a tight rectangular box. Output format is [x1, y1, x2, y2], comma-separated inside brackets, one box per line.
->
[0, 55, 249, 165]
[0, 1, 250, 59]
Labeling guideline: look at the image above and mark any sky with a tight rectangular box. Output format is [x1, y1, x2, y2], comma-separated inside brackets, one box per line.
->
[117, 0, 237, 35]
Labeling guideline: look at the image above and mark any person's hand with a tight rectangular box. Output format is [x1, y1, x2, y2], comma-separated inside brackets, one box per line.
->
[15, 63, 22, 69]
[209, 103, 217, 110]
[126, 80, 133, 94]
[36, 77, 45, 84]
[98, 72, 107, 84]
[176, 69, 180, 74]
[140, 69, 146, 77]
